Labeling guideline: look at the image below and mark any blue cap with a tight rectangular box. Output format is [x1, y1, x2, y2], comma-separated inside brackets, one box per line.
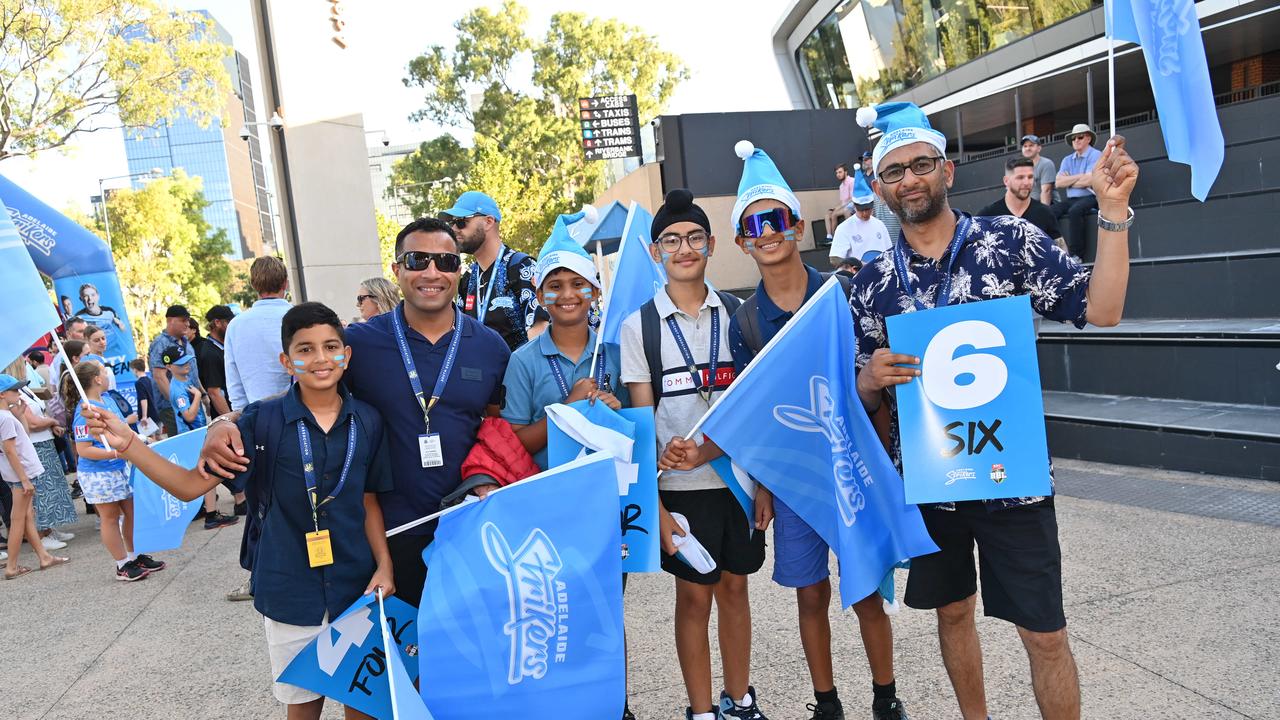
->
[440, 191, 502, 222]
[0, 374, 28, 393]
[851, 166, 876, 206]
[857, 102, 947, 175]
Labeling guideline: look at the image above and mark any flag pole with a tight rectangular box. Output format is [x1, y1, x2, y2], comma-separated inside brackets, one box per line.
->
[49, 330, 112, 449]
[590, 202, 639, 379]
[376, 588, 400, 719]
[1107, 0, 1117, 138]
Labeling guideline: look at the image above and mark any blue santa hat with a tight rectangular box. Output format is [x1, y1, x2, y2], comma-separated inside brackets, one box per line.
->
[857, 102, 947, 178]
[851, 164, 876, 206]
[535, 206, 601, 289]
[731, 140, 801, 229]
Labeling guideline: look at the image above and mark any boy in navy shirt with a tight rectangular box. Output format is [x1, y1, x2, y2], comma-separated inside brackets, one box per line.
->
[161, 346, 236, 531]
[85, 303, 395, 717]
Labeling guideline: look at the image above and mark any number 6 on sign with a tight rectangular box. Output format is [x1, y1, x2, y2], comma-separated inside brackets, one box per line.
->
[885, 295, 1052, 504]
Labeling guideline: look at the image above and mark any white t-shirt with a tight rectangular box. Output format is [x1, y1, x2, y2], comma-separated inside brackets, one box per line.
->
[19, 388, 54, 443]
[0, 409, 44, 483]
[829, 215, 892, 263]
[620, 283, 737, 492]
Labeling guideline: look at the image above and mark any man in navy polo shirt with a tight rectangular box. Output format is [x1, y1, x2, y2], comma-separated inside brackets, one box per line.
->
[198, 217, 509, 607]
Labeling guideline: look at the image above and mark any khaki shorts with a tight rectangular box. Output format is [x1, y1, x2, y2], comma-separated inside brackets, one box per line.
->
[264, 614, 329, 705]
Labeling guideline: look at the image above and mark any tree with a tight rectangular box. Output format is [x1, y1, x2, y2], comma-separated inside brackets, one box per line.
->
[387, 134, 470, 221]
[74, 170, 233, 348]
[375, 209, 401, 282]
[0, 0, 232, 161]
[401, 1, 688, 254]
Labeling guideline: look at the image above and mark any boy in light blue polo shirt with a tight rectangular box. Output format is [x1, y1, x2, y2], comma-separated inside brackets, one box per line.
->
[501, 210, 626, 470]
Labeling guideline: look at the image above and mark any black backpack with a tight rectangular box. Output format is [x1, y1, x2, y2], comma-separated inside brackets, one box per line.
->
[237, 398, 285, 572]
[639, 290, 743, 404]
[733, 272, 854, 354]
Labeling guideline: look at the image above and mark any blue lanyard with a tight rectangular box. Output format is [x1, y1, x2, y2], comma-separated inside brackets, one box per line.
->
[544, 346, 608, 400]
[892, 213, 972, 311]
[468, 248, 509, 323]
[665, 309, 719, 405]
[391, 305, 464, 434]
[297, 418, 356, 532]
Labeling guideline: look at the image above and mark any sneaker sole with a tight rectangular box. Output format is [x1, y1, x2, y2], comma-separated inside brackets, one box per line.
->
[116, 571, 150, 582]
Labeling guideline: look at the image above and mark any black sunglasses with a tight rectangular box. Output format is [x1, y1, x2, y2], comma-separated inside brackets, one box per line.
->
[396, 251, 462, 273]
[447, 214, 482, 230]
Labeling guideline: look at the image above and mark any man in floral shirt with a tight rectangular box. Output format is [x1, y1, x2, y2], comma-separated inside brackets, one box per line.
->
[850, 102, 1138, 720]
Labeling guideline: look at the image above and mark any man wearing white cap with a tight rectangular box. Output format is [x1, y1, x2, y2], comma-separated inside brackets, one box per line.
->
[1051, 124, 1103, 261]
[851, 101, 1138, 720]
[829, 166, 891, 268]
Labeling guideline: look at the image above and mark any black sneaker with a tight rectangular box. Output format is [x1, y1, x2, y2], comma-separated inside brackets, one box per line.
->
[115, 561, 149, 582]
[134, 554, 166, 572]
[806, 699, 845, 720]
[872, 698, 909, 720]
[204, 511, 239, 530]
[233, 500, 248, 516]
[70, 481, 83, 499]
[720, 686, 768, 720]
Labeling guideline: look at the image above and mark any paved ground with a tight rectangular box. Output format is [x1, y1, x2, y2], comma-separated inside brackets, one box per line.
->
[6, 459, 1279, 720]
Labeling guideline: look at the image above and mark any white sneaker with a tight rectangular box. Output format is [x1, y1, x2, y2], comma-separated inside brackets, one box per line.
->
[51, 529, 75, 542]
[0, 550, 7, 561]
[41, 536, 67, 550]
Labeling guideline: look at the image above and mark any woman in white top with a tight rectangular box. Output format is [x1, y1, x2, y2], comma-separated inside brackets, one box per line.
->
[17, 383, 78, 538]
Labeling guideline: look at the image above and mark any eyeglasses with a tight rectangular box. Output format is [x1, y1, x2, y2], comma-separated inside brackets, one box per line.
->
[396, 251, 462, 273]
[655, 230, 710, 253]
[447, 214, 481, 230]
[355, 294, 375, 307]
[736, 207, 798, 239]
[877, 156, 945, 184]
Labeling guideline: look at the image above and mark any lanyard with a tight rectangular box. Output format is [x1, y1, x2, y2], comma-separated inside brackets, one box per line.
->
[891, 213, 972, 311]
[391, 305, 464, 434]
[665, 309, 719, 406]
[544, 346, 608, 400]
[297, 419, 356, 532]
[468, 248, 509, 323]
[209, 337, 224, 352]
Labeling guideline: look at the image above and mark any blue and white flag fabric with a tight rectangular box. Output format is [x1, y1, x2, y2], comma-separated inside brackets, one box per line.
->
[129, 428, 206, 553]
[417, 453, 625, 720]
[0, 198, 60, 364]
[1107, 0, 1222, 200]
[278, 593, 423, 719]
[378, 591, 435, 720]
[886, 295, 1052, 504]
[545, 400, 661, 572]
[597, 201, 665, 347]
[694, 278, 938, 608]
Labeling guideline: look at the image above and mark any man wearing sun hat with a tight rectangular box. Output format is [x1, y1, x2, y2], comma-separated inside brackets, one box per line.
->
[851, 101, 1139, 720]
[1051, 123, 1104, 261]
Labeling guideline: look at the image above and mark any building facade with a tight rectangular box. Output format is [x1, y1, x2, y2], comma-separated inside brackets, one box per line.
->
[367, 143, 421, 227]
[123, 14, 275, 260]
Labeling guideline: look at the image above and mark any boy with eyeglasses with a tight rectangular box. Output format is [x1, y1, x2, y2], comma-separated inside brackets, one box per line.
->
[620, 188, 772, 720]
[440, 191, 547, 350]
[663, 142, 908, 720]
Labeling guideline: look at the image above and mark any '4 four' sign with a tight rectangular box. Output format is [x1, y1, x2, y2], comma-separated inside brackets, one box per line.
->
[886, 295, 1052, 504]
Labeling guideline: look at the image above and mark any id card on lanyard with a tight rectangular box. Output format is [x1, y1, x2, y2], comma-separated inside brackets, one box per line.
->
[392, 306, 464, 469]
[666, 310, 719, 406]
[891, 212, 972, 310]
[545, 346, 609, 400]
[298, 420, 356, 568]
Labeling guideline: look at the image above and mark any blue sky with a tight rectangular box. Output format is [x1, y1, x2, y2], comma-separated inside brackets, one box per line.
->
[3, 0, 794, 212]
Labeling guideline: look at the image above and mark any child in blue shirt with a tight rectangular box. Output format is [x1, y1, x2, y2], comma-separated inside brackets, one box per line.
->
[83, 302, 395, 716]
[161, 346, 236, 530]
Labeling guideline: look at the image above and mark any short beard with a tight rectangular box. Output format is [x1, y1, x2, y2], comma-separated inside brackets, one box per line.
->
[458, 227, 486, 255]
[886, 183, 948, 225]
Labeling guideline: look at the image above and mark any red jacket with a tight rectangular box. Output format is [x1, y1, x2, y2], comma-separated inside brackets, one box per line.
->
[458, 417, 540, 490]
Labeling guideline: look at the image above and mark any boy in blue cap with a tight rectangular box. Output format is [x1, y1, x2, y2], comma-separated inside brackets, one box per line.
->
[161, 345, 237, 530]
[851, 100, 1139, 720]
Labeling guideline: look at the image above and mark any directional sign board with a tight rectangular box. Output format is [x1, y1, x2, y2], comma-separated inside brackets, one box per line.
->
[579, 95, 642, 161]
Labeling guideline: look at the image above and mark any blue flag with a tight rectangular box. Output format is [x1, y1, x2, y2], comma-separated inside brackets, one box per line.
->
[417, 453, 625, 720]
[0, 198, 60, 364]
[546, 401, 661, 573]
[695, 278, 938, 608]
[886, 295, 1052, 504]
[1107, 0, 1222, 200]
[130, 428, 206, 553]
[378, 591, 435, 719]
[278, 593, 422, 719]
[597, 201, 665, 347]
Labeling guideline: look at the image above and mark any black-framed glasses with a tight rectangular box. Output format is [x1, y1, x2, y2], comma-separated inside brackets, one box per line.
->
[446, 214, 481, 230]
[355, 294, 375, 307]
[655, 230, 710, 253]
[877, 156, 945, 184]
[396, 251, 462, 273]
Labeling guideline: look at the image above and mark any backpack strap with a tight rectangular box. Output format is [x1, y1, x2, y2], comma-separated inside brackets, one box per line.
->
[735, 294, 763, 355]
[715, 290, 742, 314]
[238, 399, 284, 572]
[821, 271, 854, 300]
[639, 299, 663, 405]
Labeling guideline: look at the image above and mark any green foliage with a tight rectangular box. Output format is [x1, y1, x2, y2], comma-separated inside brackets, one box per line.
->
[74, 170, 234, 349]
[400, 0, 688, 255]
[0, 0, 232, 161]
[375, 209, 401, 282]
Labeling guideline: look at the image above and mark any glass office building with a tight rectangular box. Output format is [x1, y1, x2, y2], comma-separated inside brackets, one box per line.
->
[123, 15, 274, 260]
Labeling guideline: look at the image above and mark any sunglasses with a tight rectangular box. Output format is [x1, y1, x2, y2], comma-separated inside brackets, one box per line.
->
[355, 294, 375, 307]
[736, 207, 798, 239]
[447, 214, 482, 230]
[396, 251, 462, 273]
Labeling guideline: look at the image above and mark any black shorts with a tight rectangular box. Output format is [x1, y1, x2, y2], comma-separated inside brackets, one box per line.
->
[387, 532, 433, 608]
[905, 499, 1065, 632]
[659, 488, 765, 585]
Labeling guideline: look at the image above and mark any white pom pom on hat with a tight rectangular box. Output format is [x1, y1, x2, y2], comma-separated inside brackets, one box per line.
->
[856, 106, 878, 129]
[853, 163, 861, 171]
[580, 204, 599, 225]
[734, 140, 755, 160]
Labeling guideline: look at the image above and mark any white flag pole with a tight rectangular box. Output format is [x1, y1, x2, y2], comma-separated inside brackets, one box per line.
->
[376, 588, 400, 720]
[1107, 0, 1117, 138]
[49, 331, 112, 449]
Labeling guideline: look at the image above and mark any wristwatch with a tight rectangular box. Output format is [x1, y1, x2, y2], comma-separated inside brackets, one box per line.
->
[1097, 207, 1135, 231]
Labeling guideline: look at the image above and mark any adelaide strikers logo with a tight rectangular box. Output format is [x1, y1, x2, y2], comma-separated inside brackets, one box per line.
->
[482, 522, 569, 685]
[773, 376, 874, 527]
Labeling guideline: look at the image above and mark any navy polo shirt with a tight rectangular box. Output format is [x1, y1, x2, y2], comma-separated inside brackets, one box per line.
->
[344, 303, 509, 538]
[728, 264, 825, 371]
[235, 384, 393, 626]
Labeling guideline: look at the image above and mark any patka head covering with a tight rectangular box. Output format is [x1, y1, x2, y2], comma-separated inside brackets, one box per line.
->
[651, 188, 711, 240]
[857, 102, 947, 177]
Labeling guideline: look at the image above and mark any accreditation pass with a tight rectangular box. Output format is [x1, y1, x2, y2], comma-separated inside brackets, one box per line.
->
[419, 433, 443, 468]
